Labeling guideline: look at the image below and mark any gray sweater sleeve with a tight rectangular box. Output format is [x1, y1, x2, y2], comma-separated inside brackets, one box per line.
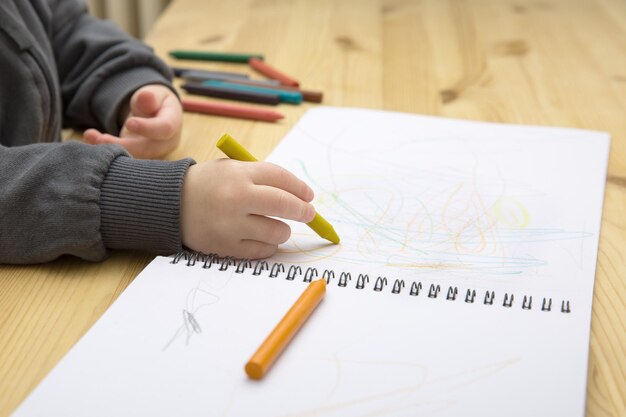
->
[51, 0, 175, 134]
[0, 141, 194, 264]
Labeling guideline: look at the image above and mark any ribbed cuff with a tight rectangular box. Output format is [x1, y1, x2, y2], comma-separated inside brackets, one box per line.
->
[99, 156, 195, 254]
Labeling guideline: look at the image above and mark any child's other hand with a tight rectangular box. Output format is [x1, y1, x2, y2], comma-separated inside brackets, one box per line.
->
[180, 159, 316, 259]
[83, 84, 182, 159]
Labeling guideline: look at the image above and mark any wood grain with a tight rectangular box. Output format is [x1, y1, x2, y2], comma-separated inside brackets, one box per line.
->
[1, 0, 624, 415]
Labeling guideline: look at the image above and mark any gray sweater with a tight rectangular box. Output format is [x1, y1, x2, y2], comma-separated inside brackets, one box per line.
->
[0, 0, 194, 264]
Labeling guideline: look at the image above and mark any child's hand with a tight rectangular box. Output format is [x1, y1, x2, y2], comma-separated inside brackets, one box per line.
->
[180, 159, 316, 259]
[83, 84, 182, 159]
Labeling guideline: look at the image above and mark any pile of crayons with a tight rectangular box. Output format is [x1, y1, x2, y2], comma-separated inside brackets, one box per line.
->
[169, 50, 323, 122]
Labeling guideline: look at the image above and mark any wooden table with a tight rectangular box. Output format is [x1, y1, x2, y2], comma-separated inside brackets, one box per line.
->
[1, 0, 624, 415]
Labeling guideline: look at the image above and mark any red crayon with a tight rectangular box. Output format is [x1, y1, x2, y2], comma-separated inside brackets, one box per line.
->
[182, 98, 284, 122]
[248, 57, 300, 87]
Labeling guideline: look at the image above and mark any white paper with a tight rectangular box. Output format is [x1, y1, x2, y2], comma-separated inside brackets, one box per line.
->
[12, 108, 610, 417]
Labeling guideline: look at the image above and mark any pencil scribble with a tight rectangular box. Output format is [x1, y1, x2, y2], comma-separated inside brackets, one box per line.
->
[162, 285, 220, 351]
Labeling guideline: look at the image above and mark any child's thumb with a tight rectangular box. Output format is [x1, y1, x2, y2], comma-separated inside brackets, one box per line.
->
[131, 89, 160, 117]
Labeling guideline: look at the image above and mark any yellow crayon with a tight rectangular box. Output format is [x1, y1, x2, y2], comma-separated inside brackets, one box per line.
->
[216, 134, 340, 244]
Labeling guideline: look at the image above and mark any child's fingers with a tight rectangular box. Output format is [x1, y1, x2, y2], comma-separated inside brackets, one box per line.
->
[125, 106, 180, 140]
[237, 215, 291, 245]
[234, 240, 278, 260]
[83, 128, 102, 144]
[87, 133, 144, 156]
[85, 132, 131, 147]
[83, 132, 159, 158]
[249, 186, 315, 222]
[249, 162, 314, 202]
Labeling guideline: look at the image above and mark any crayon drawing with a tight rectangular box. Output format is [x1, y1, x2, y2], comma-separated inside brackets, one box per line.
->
[266, 109, 602, 293]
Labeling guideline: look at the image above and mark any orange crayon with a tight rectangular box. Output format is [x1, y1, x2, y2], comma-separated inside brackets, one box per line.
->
[248, 57, 300, 87]
[245, 279, 326, 380]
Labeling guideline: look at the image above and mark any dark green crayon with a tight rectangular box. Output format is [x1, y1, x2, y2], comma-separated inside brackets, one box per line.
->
[169, 50, 264, 63]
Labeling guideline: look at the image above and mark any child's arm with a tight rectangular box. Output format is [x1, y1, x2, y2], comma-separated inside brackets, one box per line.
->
[97, 156, 314, 261]
[0, 141, 315, 263]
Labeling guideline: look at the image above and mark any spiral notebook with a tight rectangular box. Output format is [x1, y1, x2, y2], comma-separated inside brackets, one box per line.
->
[12, 108, 609, 417]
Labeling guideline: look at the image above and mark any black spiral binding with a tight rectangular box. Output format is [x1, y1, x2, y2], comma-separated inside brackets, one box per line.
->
[170, 251, 572, 314]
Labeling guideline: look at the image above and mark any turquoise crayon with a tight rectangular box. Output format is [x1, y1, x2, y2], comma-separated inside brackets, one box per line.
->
[203, 80, 304, 104]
